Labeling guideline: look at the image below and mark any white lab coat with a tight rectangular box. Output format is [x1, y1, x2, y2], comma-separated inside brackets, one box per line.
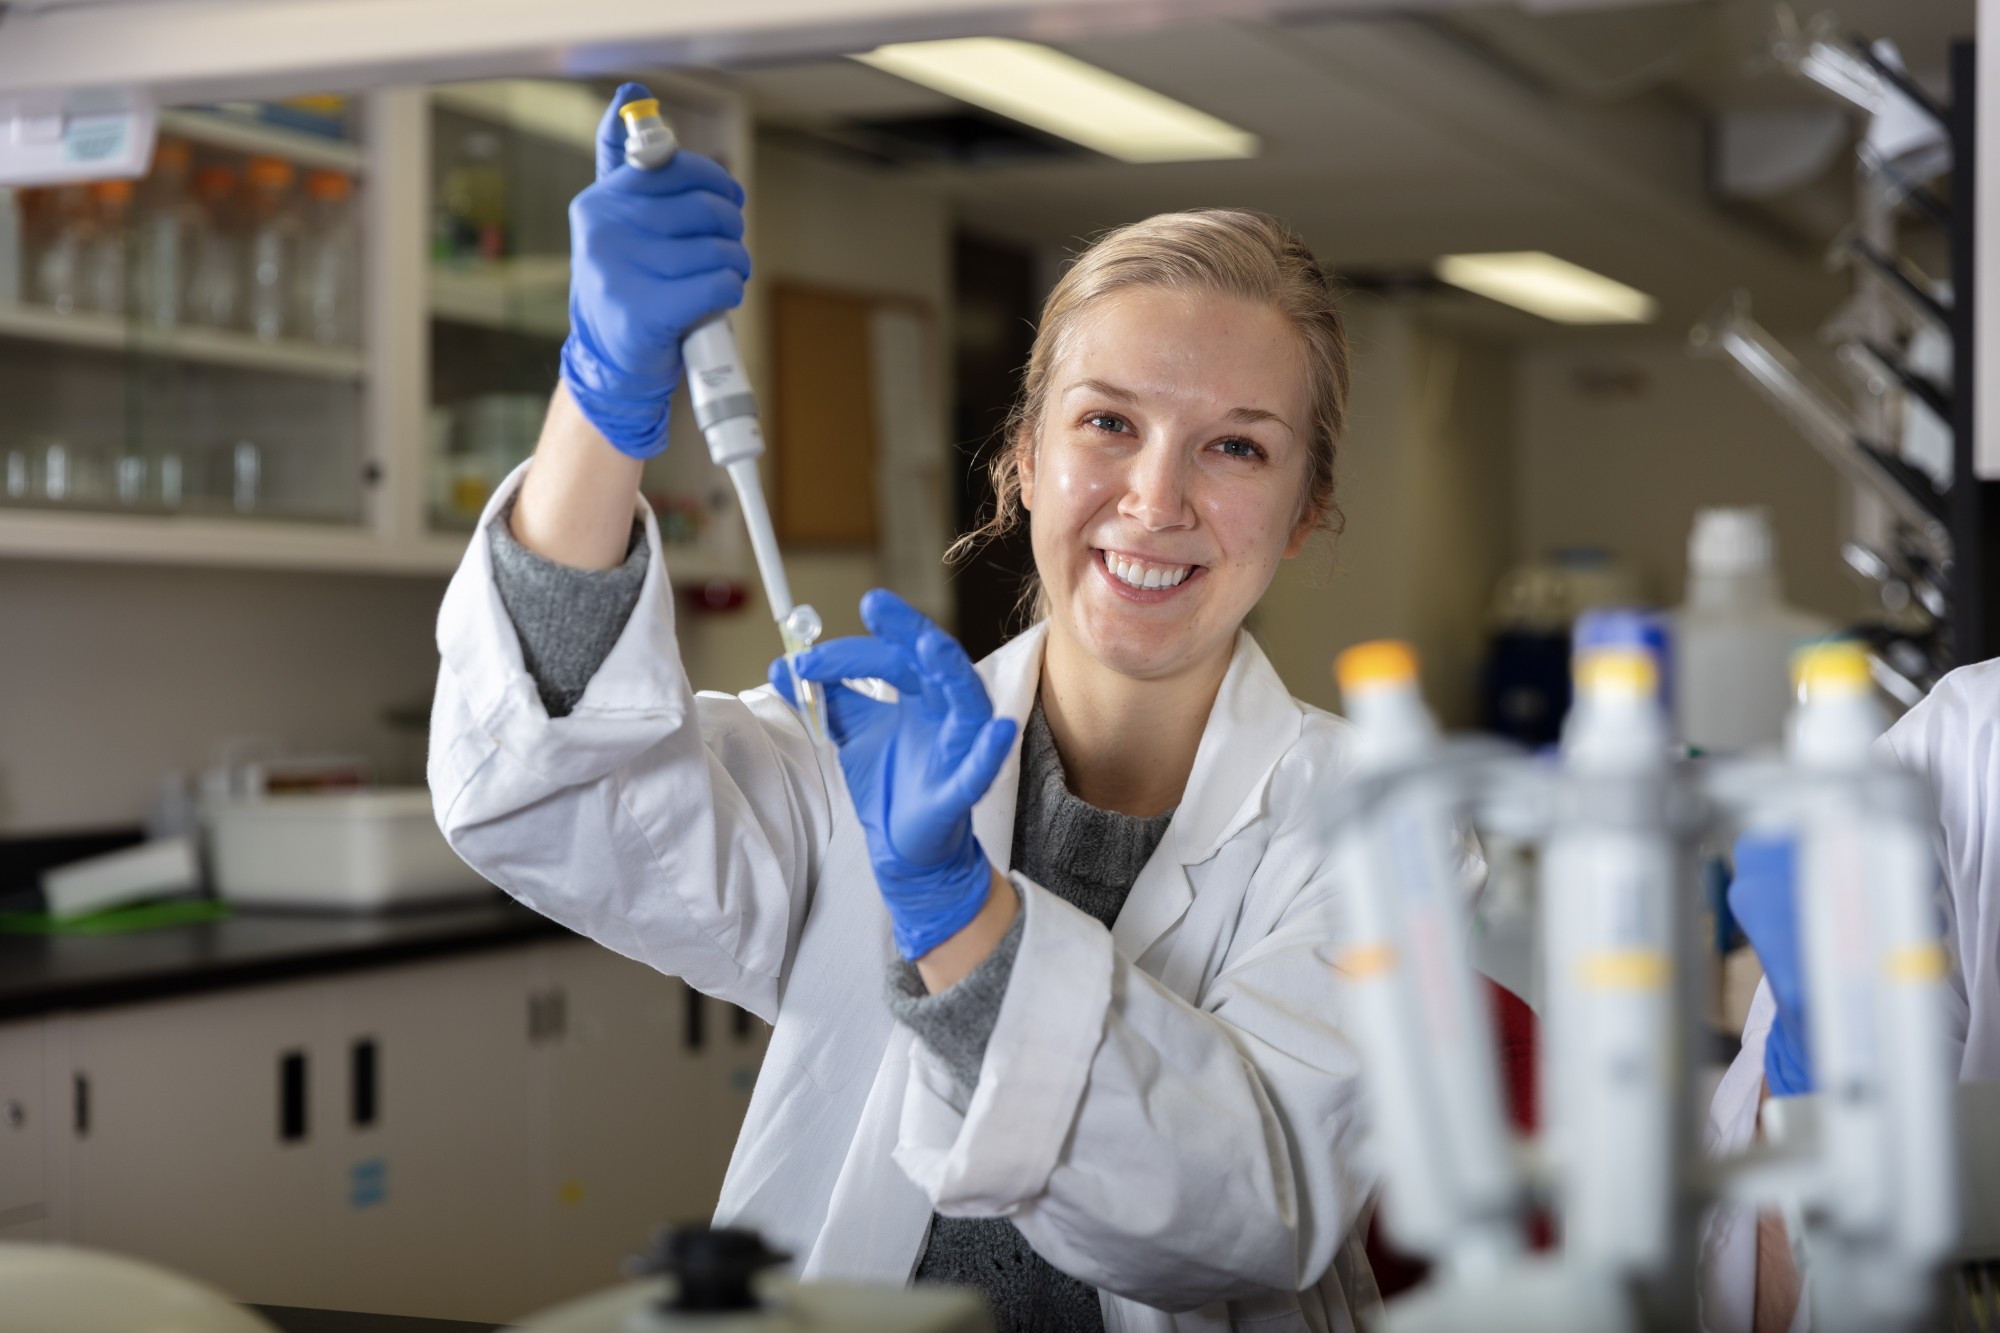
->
[428, 472, 1381, 1332]
[1701, 659, 1999, 1332]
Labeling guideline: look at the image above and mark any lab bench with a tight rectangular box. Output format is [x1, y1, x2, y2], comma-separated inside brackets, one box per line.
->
[0, 896, 767, 1326]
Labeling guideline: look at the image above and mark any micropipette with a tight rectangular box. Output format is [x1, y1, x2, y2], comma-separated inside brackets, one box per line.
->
[618, 97, 826, 744]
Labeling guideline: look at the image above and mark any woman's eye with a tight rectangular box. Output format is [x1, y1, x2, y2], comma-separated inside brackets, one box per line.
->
[1086, 413, 1130, 435]
[1213, 437, 1266, 460]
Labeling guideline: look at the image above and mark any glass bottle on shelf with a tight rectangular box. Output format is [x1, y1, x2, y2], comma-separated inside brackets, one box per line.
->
[188, 165, 242, 329]
[0, 186, 21, 306]
[32, 185, 91, 314]
[83, 179, 134, 316]
[295, 169, 358, 345]
[243, 156, 298, 341]
[137, 138, 199, 330]
[438, 129, 508, 264]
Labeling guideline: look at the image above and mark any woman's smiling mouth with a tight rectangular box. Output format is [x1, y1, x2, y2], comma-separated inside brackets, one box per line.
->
[1095, 548, 1204, 600]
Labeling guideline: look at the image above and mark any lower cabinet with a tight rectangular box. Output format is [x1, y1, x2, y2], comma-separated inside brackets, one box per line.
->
[14, 937, 767, 1324]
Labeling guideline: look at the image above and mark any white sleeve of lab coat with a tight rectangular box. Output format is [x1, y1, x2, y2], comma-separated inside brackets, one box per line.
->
[1700, 980, 1773, 1333]
[427, 466, 834, 1020]
[892, 871, 1368, 1313]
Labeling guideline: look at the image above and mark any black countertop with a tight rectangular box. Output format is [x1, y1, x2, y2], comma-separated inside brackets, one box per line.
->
[0, 894, 569, 1021]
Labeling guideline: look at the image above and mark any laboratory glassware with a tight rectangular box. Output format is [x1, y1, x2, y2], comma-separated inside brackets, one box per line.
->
[187, 165, 242, 329]
[82, 179, 133, 316]
[243, 156, 297, 342]
[296, 170, 358, 345]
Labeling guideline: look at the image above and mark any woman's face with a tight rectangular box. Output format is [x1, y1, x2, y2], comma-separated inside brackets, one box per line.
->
[1019, 285, 1318, 685]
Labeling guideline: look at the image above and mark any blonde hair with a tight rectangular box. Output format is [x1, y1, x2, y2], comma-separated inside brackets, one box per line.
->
[946, 208, 1350, 620]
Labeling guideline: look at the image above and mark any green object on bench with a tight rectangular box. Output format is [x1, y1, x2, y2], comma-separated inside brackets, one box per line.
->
[0, 898, 233, 935]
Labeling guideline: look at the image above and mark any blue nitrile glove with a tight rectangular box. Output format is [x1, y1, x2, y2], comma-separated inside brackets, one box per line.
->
[1728, 831, 1812, 1095]
[769, 590, 1018, 961]
[560, 81, 752, 459]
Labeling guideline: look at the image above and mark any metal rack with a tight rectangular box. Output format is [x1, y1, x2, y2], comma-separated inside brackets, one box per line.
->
[1691, 14, 1985, 696]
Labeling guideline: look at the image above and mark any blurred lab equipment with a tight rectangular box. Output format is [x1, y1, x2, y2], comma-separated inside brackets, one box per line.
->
[515, 1226, 991, 1333]
[0, 1243, 280, 1333]
[1671, 507, 1830, 752]
[436, 127, 509, 262]
[1480, 547, 1638, 745]
[242, 155, 296, 341]
[187, 163, 241, 329]
[41, 835, 198, 919]
[31, 184, 89, 313]
[295, 168, 358, 344]
[136, 138, 197, 328]
[0, 185, 22, 304]
[1326, 631, 1960, 1331]
[617, 93, 825, 743]
[206, 788, 491, 910]
[82, 178, 133, 315]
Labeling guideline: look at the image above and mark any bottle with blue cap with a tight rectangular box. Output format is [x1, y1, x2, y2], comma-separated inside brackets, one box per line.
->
[1539, 610, 1695, 1320]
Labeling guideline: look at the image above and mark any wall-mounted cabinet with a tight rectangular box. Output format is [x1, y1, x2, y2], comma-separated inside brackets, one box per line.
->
[0, 76, 753, 582]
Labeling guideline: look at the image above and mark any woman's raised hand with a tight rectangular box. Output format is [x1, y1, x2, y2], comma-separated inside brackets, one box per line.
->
[770, 589, 1018, 961]
[560, 81, 753, 460]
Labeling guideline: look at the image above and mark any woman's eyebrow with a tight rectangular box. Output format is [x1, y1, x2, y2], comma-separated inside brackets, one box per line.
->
[1065, 378, 1293, 436]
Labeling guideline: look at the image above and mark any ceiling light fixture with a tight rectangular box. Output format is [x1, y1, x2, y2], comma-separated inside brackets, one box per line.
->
[1435, 251, 1659, 324]
[854, 37, 1258, 164]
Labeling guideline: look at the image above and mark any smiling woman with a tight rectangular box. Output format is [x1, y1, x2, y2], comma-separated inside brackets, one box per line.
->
[431, 94, 1385, 1328]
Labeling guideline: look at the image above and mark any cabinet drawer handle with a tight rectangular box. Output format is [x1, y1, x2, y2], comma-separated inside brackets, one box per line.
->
[351, 1039, 378, 1128]
[73, 1074, 88, 1137]
[280, 1051, 308, 1143]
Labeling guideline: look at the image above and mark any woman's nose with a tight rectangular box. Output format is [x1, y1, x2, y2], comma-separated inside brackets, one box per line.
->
[1119, 445, 1194, 530]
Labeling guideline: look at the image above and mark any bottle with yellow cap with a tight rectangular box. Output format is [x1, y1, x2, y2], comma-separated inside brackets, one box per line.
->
[1538, 609, 1694, 1321]
[1764, 639, 1957, 1331]
[1330, 640, 1522, 1271]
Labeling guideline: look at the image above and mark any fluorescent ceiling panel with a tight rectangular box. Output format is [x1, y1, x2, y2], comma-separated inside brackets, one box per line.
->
[1435, 251, 1659, 324]
[854, 38, 1257, 164]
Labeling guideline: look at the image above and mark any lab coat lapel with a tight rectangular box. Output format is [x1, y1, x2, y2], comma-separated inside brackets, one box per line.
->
[971, 623, 1047, 875]
[1110, 631, 1304, 966]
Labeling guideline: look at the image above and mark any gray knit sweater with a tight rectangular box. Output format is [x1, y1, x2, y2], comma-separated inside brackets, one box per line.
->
[485, 510, 1174, 1333]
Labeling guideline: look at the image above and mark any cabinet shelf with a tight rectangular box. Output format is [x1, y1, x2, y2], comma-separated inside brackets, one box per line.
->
[0, 506, 463, 574]
[158, 109, 364, 176]
[429, 258, 570, 339]
[0, 303, 365, 380]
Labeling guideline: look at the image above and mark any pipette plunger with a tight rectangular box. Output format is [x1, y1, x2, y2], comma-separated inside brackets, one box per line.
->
[619, 98, 826, 744]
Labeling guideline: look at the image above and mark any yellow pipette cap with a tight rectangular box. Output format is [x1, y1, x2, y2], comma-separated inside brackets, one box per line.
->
[1791, 639, 1872, 700]
[619, 98, 662, 127]
[1336, 640, 1419, 694]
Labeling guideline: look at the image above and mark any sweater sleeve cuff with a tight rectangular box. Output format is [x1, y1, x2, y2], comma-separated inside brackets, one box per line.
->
[885, 912, 1025, 1093]
[485, 494, 650, 719]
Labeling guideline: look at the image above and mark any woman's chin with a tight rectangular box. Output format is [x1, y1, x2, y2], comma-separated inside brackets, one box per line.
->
[1069, 610, 1209, 682]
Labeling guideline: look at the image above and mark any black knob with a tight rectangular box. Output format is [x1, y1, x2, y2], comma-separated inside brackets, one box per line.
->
[629, 1225, 790, 1313]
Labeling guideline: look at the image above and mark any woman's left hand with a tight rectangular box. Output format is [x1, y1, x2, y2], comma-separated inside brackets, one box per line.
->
[770, 589, 1017, 961]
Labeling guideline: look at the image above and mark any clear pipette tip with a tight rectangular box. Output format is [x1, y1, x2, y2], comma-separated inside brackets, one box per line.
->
[780, 604, 827, 744]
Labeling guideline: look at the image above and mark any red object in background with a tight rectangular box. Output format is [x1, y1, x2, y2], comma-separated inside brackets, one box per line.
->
[676, 578, 748, 613]
[1363, 979, 1547, 1299]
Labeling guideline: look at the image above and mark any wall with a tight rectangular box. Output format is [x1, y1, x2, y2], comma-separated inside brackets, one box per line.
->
[1250, 305, 1517, 727]
[0, 563, 445, 833]
[1512, 333, 1858, 621]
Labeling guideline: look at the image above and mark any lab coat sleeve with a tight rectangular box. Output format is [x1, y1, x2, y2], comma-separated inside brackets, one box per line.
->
[1699, 980, 1773, 1333]
[427, 464, 834, 1020]
[892, 870, 1368, 1312]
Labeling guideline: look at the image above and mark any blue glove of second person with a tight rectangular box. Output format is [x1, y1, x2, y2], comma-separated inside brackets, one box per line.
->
[770, 590, 1018, 961]
[1728, 832, 1813, 1095]
[561, 81, 753, 459]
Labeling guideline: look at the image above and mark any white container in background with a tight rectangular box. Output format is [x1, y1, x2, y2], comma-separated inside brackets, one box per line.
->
[1671, 507, 1832, 753]
[207, 788, 490, 910]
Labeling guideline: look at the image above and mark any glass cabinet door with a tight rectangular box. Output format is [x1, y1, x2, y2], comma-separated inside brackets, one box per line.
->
[0, 98, 368, 524]
[424, 78, 750, 586]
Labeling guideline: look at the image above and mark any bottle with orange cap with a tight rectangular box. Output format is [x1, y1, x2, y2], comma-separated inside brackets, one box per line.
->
[242, 156, 297, 341]
[188, 164, 241, 330]
[295, 170, 357, 346]
[81, 179, 135, 317]
[137, 138, 199, 330]
[1330, 640, 1524, 1272]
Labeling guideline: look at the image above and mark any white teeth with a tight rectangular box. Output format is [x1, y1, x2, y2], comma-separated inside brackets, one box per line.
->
[1103, 552, 1191, 590]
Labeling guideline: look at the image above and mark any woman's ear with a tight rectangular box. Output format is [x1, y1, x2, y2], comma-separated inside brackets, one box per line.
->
[1015, 433, 1037, 511]
[1282, 506, 1321, 560]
